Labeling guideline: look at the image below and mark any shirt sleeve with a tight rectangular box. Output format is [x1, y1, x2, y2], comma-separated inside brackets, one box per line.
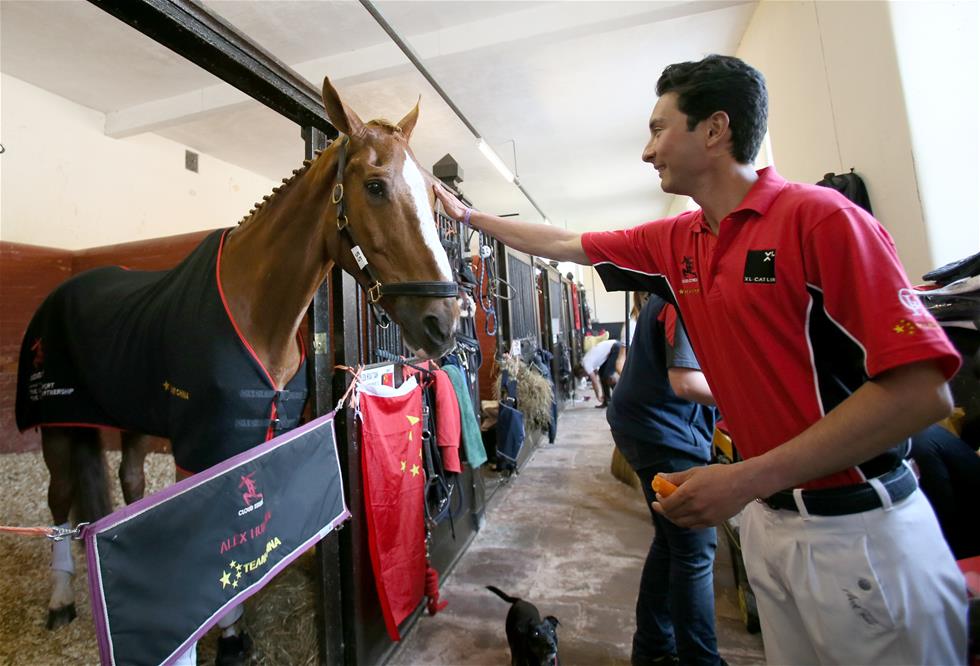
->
[662, 305, 701, 371]
[803, 206, 960, 380]
[581, 221, 675, 298]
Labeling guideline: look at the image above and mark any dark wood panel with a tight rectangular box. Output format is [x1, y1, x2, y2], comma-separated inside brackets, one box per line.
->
[472, 257, 500, 403]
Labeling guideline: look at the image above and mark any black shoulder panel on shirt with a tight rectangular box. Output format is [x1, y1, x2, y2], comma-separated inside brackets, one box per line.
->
[593, 262, 676, 306]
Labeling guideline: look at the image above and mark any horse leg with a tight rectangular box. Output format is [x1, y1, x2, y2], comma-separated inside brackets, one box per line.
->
[41, 426, 108, 629]
[119, 431, 150, 504]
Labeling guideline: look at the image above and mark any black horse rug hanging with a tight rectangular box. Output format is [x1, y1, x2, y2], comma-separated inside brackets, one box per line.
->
[15, 228, 308, 473]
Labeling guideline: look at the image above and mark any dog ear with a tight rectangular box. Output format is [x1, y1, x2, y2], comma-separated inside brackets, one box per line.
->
[545, 615, 560, 628]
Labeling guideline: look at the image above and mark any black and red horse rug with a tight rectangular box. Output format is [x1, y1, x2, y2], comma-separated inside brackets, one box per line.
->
[15, 228, 307, 473]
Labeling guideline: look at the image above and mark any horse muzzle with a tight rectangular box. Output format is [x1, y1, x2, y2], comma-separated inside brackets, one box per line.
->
[404, 297, 458, 360]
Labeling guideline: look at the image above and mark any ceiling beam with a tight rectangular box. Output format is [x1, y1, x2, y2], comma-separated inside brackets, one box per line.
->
[89, 0, 337, 138]
[102, 0, 752, 138]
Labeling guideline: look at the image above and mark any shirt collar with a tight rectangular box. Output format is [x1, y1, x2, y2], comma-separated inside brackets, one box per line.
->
[686, 166, 787, 233]
[735, 166, 787, 217]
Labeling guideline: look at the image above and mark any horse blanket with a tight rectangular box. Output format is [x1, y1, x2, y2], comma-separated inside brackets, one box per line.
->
[15, 228, 308, 473]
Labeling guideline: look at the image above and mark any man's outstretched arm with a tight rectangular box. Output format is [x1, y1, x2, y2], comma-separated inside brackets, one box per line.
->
[434, 184, 589, 264]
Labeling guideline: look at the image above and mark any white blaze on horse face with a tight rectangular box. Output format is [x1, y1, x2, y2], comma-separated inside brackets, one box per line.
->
[401, 150, 453, 281]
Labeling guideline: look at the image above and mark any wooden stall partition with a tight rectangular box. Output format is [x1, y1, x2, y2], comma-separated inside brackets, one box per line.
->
[0, 230, 219, 455]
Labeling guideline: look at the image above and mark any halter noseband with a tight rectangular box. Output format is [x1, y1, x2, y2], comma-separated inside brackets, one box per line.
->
[331, 136, 459, 327]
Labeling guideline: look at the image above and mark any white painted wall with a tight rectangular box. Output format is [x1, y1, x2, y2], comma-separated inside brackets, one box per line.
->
[0, 73, 276, 250]
[889, 0, 980, 268]
[737, 0, 979, 281]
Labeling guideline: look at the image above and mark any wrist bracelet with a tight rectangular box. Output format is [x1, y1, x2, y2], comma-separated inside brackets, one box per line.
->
[463, 208, 473, 226]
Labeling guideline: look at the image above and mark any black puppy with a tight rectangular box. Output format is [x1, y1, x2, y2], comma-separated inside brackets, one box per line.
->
[487, 585, 560, 666]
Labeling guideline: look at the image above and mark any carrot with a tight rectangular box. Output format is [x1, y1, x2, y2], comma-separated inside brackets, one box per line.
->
[651, 474, 678, 497]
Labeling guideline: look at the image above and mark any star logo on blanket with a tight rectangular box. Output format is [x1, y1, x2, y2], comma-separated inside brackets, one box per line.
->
[218, 538, 283, 591]
[161, 379, 190, 400]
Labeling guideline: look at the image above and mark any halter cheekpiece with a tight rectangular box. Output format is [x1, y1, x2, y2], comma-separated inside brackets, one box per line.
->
[331, 136, 459, 327]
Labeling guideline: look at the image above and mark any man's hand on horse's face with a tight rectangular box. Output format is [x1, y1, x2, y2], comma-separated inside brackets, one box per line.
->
[433, 183, 468, 222]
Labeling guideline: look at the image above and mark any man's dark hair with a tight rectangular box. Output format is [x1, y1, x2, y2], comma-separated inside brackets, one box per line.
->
[656, 55, 768, 164]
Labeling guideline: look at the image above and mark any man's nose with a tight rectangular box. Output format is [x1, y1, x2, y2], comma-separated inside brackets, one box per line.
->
[641, 142, 655, 163]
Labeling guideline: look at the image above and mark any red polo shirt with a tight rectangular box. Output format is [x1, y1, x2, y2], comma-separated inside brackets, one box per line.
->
[583, 167, 960, 489]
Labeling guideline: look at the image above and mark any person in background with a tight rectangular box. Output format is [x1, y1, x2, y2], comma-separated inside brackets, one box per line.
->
[610, 292, 720, 666]
[434, 54, 966, 665]
[575, 338, 627, 407]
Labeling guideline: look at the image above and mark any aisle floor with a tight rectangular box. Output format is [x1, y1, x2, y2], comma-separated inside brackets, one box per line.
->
[389, 402, 766, 665]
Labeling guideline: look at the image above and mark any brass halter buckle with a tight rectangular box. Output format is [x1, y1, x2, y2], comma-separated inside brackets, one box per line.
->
[337, 214, 348, 230]
[331, 183, 344, 204]
[368, 282, 383, 304]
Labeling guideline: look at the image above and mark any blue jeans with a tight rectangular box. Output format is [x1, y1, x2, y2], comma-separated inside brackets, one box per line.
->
[613, 432, 720, 666]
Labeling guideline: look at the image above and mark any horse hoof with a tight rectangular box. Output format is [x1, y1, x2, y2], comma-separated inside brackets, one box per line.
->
[46, 604, 77, 629]
[215, 631, 252, 666]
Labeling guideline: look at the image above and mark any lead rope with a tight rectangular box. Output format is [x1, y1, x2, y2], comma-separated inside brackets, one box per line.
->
[0, 523, 88, 541]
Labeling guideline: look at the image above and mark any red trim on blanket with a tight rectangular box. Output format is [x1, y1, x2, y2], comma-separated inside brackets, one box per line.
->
[214, 229, 306, 391]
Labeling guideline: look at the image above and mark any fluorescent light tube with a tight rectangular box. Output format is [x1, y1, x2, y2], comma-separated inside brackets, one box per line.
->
[477, 138, 515, 183]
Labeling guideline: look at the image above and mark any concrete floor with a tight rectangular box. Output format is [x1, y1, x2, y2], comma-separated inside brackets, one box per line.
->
[389, 402, 766, 666]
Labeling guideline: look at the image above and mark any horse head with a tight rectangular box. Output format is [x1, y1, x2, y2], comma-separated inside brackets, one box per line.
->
[320, 77, 459, 359]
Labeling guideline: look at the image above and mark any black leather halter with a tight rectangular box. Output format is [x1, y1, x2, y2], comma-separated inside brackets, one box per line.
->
[331, 136, 458, 327]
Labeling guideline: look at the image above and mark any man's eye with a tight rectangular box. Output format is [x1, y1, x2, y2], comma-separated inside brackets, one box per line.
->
[365, 181, 386, 197]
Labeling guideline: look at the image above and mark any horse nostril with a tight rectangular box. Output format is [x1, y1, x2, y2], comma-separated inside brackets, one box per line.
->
[423, 314, 448, 346]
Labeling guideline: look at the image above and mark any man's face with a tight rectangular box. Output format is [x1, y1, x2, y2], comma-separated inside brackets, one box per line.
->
[641, 92, 708, 196]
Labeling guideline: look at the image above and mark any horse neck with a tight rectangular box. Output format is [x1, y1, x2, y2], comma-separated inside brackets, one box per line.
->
[219, 143, 342, 388]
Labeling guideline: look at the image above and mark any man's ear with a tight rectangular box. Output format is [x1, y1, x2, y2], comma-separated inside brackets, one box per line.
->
[704, 111, 730, 150]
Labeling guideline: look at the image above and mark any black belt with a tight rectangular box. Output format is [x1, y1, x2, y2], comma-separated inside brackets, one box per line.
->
[762, 465, 917, 516]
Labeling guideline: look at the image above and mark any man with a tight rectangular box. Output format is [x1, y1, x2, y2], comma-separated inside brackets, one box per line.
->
[434, 55, 966, 664]
[576, 338, 626, 406]
[610, 293, 720, 665]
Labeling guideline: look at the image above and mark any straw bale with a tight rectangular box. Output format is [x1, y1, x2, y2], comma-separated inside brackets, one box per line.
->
[494, 355, 554, 433]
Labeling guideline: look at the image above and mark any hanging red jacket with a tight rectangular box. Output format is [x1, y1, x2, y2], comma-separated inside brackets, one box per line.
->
[401, 364, 462, 474]
[357, 379, 426, 641]
[432, 369, 462, 473]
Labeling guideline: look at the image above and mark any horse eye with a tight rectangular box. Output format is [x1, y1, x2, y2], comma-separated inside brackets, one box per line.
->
[365, 180, 386, 198]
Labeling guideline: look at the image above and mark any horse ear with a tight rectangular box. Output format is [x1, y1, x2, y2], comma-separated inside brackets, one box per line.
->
[397, 96, 421, 141]
[321, 76, 364, 137]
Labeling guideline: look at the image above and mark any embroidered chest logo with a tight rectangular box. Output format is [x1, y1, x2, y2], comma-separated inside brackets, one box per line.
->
[681, 256, 698, 282]
[743, 249, 776, 284]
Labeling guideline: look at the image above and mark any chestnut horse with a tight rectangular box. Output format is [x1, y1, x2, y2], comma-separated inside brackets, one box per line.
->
[17, 77, 460, 629]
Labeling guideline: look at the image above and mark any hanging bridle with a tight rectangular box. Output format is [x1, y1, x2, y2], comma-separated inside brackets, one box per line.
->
[331, 136, 458, 327]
